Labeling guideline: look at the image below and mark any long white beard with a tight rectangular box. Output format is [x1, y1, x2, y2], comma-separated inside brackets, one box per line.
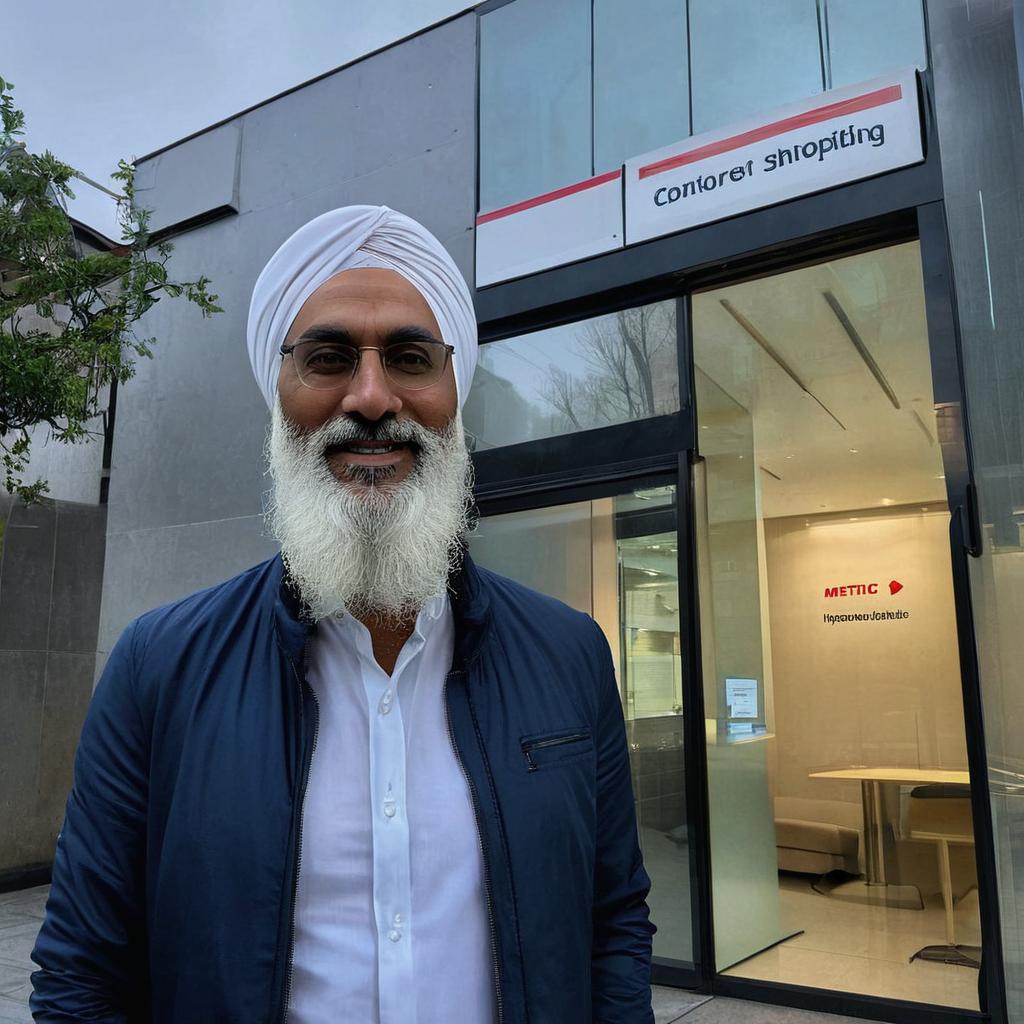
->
[265, 398, 474, 624]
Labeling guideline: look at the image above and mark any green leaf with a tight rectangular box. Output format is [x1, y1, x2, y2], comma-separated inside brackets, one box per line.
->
[0, 76, 221, 499]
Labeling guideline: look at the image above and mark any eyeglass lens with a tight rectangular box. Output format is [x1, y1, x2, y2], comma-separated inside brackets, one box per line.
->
[292, 339, 448, 390]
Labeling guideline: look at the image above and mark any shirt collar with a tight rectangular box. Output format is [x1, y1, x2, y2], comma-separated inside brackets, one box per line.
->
[325, 591, 449, 642]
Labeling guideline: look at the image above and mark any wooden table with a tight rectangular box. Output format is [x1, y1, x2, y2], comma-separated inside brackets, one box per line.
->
[808, 767, 970, 885]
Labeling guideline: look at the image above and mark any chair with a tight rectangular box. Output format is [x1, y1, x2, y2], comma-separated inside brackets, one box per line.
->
[907, 783, 980, 969]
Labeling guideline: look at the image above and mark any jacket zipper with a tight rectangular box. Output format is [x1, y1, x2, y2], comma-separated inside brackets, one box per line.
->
[444, 668, 505, 1024]
[521, 732, 589, 772]
[281, 636, 319, 1024]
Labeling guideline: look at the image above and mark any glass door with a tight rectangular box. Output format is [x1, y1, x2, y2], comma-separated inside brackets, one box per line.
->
[692, 240, 983, 1009]
[468, 480, 698, 967]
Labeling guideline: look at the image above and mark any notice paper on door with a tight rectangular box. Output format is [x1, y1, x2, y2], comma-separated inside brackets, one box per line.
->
[726, 677, 759, 719]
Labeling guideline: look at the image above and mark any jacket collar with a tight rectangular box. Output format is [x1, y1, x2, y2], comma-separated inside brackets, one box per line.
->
[270, 554, 311, 668]
[448, 545, 493, 672]
[269, 545, 493, 671]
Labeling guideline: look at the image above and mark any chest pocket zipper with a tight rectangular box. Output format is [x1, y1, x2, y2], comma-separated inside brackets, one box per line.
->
[521, 731, 591, 772]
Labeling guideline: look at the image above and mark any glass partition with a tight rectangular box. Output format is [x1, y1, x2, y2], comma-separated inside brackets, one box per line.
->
[593, 0, 689, 173]
[478, 0, 592, 210]
[468, 483, 695, 964]
[825, 0, 927, 90]
[463, 301, 679, 452]
[688, 0, 823, 134]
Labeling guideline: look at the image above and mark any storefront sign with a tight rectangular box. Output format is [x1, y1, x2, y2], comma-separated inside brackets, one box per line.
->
[475, 169, 623, 287]
[823, 579, 904, 598]
[624, 68, 923, 244]
[820, 577, 909, 625]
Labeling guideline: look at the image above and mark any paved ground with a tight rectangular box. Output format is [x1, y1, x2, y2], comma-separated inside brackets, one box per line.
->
[0, 886, 856, 1023]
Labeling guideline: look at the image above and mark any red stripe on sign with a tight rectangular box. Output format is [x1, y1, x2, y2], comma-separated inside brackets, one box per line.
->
[476, 169, 622, 224]
[638, 84, 903, 180]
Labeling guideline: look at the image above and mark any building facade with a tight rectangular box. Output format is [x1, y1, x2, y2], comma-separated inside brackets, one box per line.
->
[10, 1, 1024, 1021]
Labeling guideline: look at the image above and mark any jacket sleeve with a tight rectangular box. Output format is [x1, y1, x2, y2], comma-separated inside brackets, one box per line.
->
[30, 621, 150, 1022]
[590, 625, 656, 1024]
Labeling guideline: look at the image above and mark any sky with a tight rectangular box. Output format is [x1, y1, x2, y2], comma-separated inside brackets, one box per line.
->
[0, 1, 476, 239]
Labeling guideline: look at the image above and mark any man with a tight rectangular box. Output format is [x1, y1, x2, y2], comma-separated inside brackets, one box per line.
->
[30, 206, 655, 1023]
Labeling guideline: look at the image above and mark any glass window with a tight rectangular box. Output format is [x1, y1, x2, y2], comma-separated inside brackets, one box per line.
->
[825, 0, 927, 89]
[693, 243, 980, 1007]
[478, 0, 929, 223]
[686, 0, 824, 135]
[478, 0, 593, 211]
[468, 484, 694, 963]
[463, 301, 679, 452]
[593, 0, 690, 171]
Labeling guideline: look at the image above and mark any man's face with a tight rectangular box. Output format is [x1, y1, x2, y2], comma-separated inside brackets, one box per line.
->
[267, 266, 471, 623]
[277, 267, 458, 487]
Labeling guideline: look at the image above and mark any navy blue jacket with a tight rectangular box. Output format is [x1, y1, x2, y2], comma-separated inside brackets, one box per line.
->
[30, 552, 655, 1023]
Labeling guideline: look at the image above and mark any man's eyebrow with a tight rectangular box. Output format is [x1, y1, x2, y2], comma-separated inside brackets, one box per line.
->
[294, 324, 354, 345]
[294, 324, 441, 345]
[385, 325, 442, 345]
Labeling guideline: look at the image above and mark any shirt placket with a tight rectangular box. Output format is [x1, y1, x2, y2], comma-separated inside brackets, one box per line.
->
[357, 625, 424, 1024]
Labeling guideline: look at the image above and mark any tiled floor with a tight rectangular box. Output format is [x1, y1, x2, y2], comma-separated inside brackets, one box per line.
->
[0, 886, 45, 1024]
[722, 873, 982, 1009]
[655, 994, 865, 1024]
[1, 885, 853, 1024]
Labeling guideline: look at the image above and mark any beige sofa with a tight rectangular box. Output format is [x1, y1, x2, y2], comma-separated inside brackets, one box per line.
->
[774, 796, 861, 876]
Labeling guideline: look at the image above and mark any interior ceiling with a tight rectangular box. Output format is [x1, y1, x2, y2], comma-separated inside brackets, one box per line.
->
[693, 240, 948, 519]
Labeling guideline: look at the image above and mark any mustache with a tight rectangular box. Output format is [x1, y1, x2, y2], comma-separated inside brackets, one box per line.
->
[304, 415, 439, 452]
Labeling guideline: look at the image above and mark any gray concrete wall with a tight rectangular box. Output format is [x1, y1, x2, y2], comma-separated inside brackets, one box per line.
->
[0, 495, 106, 874]
[95, 14, 478, 667]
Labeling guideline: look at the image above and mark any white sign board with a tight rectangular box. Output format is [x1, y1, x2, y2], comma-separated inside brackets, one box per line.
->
[625, 69, 923, 244]
[475, 169, 623, 287]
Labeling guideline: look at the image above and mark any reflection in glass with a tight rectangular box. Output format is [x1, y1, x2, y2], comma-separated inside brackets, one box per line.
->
[688, 0, 823, 134]
[478, 0, 592, 211]
[593, 0, 689, 171]
[825, 0, 927, 90]
[468, 485, 693, 963]
[463, 302, 679, 452]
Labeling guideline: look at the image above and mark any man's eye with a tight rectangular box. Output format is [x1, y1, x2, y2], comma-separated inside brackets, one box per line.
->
[304, 346, 356, 372]
[385, 344, 433, 372]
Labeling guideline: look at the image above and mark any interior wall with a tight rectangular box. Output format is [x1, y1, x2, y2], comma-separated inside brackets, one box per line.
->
[764, 507, 968, 829]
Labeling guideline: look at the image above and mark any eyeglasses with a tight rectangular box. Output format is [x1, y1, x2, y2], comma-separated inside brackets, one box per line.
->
[280, 338, 455, 392]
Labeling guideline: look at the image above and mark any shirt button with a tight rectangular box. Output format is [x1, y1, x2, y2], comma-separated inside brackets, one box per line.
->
[383, 798, 397, 819]
[388, 928, 402, 942]
[378, 690, 394, 715]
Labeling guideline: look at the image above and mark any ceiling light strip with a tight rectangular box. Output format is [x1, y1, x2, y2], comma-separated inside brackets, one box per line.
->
[719, 298, 847, 432]
[822, 289, 901, 410]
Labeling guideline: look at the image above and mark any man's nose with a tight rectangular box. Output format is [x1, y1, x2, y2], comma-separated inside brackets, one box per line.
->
[339, 349, 403, 421]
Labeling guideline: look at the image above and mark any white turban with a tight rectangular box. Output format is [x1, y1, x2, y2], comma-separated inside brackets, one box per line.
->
[246, 205, 477, 409]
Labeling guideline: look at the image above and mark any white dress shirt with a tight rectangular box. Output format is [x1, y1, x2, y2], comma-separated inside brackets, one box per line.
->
[287, 595, 496, 1024]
